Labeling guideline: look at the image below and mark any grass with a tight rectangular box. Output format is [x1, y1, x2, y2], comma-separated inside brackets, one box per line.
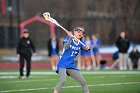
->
[0, 69, 140, 93]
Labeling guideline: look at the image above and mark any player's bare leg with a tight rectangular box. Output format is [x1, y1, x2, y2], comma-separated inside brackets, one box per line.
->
[95, 54, 100, 70]
[51, 55, 55, 70]
[85, 56, 92, 70]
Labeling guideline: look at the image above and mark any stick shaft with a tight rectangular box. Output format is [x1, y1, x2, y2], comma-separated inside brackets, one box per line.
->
[43, 12, 86, 46]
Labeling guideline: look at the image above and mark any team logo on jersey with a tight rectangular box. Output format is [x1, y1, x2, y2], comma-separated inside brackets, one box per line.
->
[70, 45, 80, 50]
[27, 40, 30, 44]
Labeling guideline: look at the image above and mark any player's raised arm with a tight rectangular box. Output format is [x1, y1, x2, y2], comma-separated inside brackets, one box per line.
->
[64, 36, 74, 49]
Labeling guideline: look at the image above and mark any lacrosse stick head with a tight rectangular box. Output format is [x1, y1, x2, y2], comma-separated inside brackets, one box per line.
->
[43, 12, 50, 20]
[43, 12, 60, 26]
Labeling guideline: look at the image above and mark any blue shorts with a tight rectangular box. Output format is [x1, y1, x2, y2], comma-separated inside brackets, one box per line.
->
[92, 49, 99, 55]
[84, 50, 91, 56]
[51, 49, 57, 55]
[79, 50, 85, 56]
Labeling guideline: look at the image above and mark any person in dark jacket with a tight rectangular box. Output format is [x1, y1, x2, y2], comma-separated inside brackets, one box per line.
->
[17, 29, 36, 78]
[115, 31, 130, 70]
[129, 46, 140, 69]
[47, 36, 59, 70]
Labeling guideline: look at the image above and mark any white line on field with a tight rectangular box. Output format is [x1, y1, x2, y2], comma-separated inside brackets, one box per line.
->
[0, 82, 140, 93]
[0, 75, 139, 83]
[0, 71, 140, 75]
[0, 79, 57, 83]
[0, 76, 57, 79]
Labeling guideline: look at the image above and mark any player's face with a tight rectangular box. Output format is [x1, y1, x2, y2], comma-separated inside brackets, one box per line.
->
[86, 36, 90, 41]
[74, 29, 84, 39]
[133, 47, 137, 52]
[92, 35, 96, 40]
[52, 37, 56, 41]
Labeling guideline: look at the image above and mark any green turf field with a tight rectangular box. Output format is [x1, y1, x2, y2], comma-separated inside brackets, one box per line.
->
[0, 69, 140, 93]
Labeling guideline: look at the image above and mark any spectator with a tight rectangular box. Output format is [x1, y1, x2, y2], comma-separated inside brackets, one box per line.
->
[17, 29, 36, 79]
[85, 36, 92, 70]
[129, 46, 140, 69]
[77, 36, 86, 70]
[115, 31, 130, 70]
[91, 34, 100, 70]
[47, 36, 59, 70]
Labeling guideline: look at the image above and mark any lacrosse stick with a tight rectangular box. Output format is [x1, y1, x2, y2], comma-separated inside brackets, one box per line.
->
[43, 12, 86, 46]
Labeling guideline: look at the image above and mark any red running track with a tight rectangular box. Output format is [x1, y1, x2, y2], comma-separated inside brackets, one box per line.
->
[0, 53, 113, 69]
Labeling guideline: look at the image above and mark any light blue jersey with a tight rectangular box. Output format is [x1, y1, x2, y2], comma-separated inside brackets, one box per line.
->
[56, 36, 84, 72]
[79, 37, 86, 56]
[91, 39, 100, 55]
[84, 41, 92, 55]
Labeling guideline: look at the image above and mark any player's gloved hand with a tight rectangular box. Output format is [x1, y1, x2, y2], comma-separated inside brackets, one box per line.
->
[87, 48, 91, 51]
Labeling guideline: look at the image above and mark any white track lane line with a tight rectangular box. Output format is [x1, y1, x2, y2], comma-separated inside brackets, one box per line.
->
[0, 82, 140, 93]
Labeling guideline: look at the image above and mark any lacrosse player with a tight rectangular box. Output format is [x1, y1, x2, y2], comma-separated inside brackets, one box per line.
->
[53, 27, 90, 93]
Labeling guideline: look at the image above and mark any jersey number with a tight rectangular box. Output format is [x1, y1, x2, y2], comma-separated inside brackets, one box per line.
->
[71, 51, 78, 56]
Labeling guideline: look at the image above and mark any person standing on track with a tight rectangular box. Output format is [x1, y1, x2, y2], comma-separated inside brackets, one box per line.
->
[47, 36, 59, 70]
[53, 27, 90, 93]
[85, 36, 92, 70]
[91, 34, 100, 70]
[115, 31, 130, 70]
[17, 29, 36, 79]
[77, 36, 86, 70]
